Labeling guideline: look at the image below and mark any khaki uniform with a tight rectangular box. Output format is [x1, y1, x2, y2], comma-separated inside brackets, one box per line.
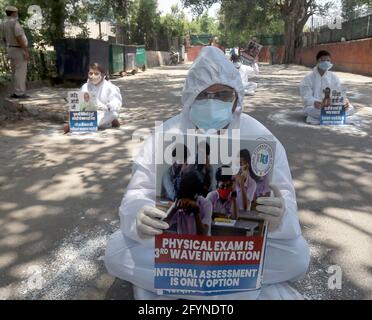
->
[0, 17, 28, 95]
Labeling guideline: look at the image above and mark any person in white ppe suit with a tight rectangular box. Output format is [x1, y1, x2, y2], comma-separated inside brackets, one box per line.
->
[63, 63, 123, 133]
[104, 46, 310, 300]
[231, 54, 259, 96]
[299, 50, 356, 125]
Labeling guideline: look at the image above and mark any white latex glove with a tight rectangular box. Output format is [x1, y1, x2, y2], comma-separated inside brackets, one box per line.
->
[256, 184, 285, 232]
[136, 205, 170, 239]
[97, 103, 108, 112]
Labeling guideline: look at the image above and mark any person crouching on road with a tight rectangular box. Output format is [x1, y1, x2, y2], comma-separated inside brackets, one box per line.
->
[299, 50, 356, 125]
[63, 63, 123, 133]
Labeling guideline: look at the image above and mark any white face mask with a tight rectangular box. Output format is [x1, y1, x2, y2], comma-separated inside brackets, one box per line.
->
[234, 62, 242, 69]
[89, 73, 103, 85]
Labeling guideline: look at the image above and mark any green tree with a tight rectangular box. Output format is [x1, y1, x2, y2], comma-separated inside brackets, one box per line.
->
[186, 18, 201, 34]
[199, 12, 218, 34]
[342, 0, 372, 20]
[131, 0, 159, 48]
[182, 0, 332, 63]
[159, 5, 187, 38]
[184, 12, 219, 35]
[106, 0, 134, 43]
[87, 0, 114, 39]
[0, 0, 90, 47]
[217, 0, 283, 47]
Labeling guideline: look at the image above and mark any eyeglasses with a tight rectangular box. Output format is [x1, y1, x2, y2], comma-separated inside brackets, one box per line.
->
[196, 91, 236, 102]
[218, 183, 233, 189]
[88, 71, 101, 77]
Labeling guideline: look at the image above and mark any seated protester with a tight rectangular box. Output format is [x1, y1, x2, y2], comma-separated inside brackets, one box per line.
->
[235, 149, 257, 211]
[63, 63, 123, 133]
[164, 170, 212, 236]
[193, 142, 213, 198]
[299, 50, 356, 125]
[161, 144, 190, 201]
[231, 53, 259, 96]
[105, 46, 310, 300]
[206, 166, 238, 220]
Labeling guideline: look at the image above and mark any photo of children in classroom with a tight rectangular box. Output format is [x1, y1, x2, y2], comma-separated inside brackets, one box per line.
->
[156, 135, 275, 237]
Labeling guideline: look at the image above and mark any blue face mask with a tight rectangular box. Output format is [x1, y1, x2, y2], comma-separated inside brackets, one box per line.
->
[318, 61, 333, 71]
[189, 99, 234, 132]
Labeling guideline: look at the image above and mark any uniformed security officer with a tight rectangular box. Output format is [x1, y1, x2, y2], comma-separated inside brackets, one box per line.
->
[0, 6, 30, 99]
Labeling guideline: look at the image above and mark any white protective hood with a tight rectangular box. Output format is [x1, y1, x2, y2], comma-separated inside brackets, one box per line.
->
[180, 46, 245, 132]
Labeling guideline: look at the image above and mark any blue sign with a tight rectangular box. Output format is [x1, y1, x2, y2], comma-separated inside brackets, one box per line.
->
[69, 111, 98, 133]
[320, 105, 346, 125]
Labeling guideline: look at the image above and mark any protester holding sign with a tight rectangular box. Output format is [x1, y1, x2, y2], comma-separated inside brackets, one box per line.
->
[63, 63, 123, 133]
[299, 50, 356, 125]
[104, 46, 309, 300]
[231, 54, 259, 96]
[240, 37, 263, 68]
[67, 91, 98, 133]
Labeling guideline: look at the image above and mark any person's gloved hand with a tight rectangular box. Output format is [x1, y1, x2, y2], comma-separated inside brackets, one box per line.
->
[256, 184, 285, 232]
[136, 205, 170, 239]
[314, 101, 322, 109]
[97, 103, 108, 112]
[345, 98, 351, 111]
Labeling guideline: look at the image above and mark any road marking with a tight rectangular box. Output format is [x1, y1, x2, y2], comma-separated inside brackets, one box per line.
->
[268, 110, 369, 137]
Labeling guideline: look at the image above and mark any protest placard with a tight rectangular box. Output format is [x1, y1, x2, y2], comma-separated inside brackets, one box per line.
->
[67, 91, 98, 133]
[320, 89, 346, 125]
[154, 133, 276, 296]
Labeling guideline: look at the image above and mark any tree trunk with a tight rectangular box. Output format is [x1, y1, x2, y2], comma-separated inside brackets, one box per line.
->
[281, 0, 313, 64]
[283, 17, 296, 64]
[51, 0, 66, 40]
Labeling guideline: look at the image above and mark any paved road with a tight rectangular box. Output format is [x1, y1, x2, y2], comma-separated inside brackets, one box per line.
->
[0, 63, 371, 299]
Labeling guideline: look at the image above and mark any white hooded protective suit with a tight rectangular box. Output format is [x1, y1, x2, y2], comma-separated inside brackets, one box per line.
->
[81, 79, 123, 128]
[237, 63, 259, 95]
[105, 46, 310, 300]
[299, 67, 356, 124]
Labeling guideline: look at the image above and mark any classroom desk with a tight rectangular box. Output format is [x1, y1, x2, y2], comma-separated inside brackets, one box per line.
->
[211, 219, 259, 237]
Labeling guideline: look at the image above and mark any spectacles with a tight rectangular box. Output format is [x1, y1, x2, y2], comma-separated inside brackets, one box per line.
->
[196, 91, 236, 102]
[88, 71, 101, 77]
[218, 183, 233, 189]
